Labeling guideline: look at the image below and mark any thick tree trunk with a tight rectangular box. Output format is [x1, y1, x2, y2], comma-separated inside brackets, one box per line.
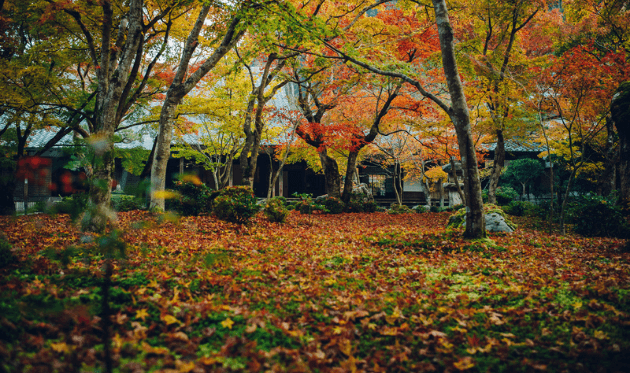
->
[341, 151, 360, 203]
[319, 149, 341, 198]
[433, 0, 485, 238]
[85, 130, 116, 232]
[487, 129, 505, 204]
[150, 96, 179, 210]
[450, 156, 466, 205]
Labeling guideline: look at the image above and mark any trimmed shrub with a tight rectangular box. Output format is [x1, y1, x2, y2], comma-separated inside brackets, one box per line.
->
[387, 203, 414, 214]
[321, 196, 345, 214]
[111, 195, 145, 212]
[567, 194, 630, 238]
[213, 186, 260, 224]
[167, 179, 214, 216]
[496, 186, 519, 205]
[263, 197, 289, 223]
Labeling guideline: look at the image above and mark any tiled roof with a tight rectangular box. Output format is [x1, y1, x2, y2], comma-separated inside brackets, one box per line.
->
[486, 139, 545, 153]
[25, 129, 154, 150]
[26, 129, 74, 148]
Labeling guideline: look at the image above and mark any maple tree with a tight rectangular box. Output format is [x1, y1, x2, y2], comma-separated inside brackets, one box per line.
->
[453, 0, 548, 205]
[322, 0, 488, 238]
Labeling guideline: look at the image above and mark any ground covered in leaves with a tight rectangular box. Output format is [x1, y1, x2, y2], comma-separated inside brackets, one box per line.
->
[1, 211, 629, 372]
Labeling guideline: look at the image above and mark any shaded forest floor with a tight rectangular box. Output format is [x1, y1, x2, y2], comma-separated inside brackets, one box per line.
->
[1, 211, 629, 372]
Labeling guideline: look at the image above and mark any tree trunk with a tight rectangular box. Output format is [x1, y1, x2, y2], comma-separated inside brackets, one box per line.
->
[319, 149, 341, 198]
[150, 95, 179, 210]
[342, 151, 360, 203]
[239, 96, 257, 186]
[449, 156, 466, 205]
[432, 0, 485, 238]
[611, 82, 630, 208]
[394, 162, 403, 205]
[438, 180, 444, 208]
[85, 132, 115, 232]
[487, 129, 505, 204]
[150, 9, 244, 208]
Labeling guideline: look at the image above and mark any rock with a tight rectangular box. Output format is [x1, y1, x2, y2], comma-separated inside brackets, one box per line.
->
[351, 183, 373, 201]
[450, 211, 515, 233]
[484, 212, 514, 233]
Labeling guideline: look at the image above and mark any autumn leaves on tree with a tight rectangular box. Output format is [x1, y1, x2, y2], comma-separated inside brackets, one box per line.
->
[1, 0, 629, 238]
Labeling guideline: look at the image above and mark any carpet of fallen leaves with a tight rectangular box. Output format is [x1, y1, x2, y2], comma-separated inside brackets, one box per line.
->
[1, 211, 629, 373]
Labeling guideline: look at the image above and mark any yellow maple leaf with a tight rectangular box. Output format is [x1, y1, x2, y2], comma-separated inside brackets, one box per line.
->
[135, 308, 149, 321]
[453, 356, 475, 371]
[50, 342, 70, 354]
[175, 359, 196, 372]
[162, 314, 181, 325]
[221, 318, 234, 329]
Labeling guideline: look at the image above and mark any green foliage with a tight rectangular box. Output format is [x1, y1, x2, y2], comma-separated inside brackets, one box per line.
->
[504, 201, 535, 217]
[503, 158, 545, 194]
[413, 205, 429, 213]
[263, 197, 289, 223]
[124, 179, 151, 199]
[344, 192, 377, 213]
[0, 236, 16, 268]
[113, 147, 151, 176]
[167, 178, 214, 216]
[320, 196, 345, 214]
[51, 194, 89, 221]
[387, 203, 413, 214]
[292, 193, 325, 214]
[213, 186, 260, 224]
[567, 194, 630, 238]
[111, 195, 145, 212]
[495, 186, 520, 205]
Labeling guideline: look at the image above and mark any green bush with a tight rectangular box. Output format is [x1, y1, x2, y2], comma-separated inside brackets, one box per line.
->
[52, 194, 89, 220]
[504, 201, 534, 217]
[263, 197, 289, 223]
[430, 205, 440, 213]
[167, 179, 214, 216]
[321, 196, 345, 214]
[413, 205, 428, 213]
[387, 203, 414, 214]
[0, 236, 16, 268]
[344, 192, 377, 213]
[496, 186, 519, 205]
[111, 195, 145, 212]
[213, 186, 260, 224]
[567, 194, 630, 238]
